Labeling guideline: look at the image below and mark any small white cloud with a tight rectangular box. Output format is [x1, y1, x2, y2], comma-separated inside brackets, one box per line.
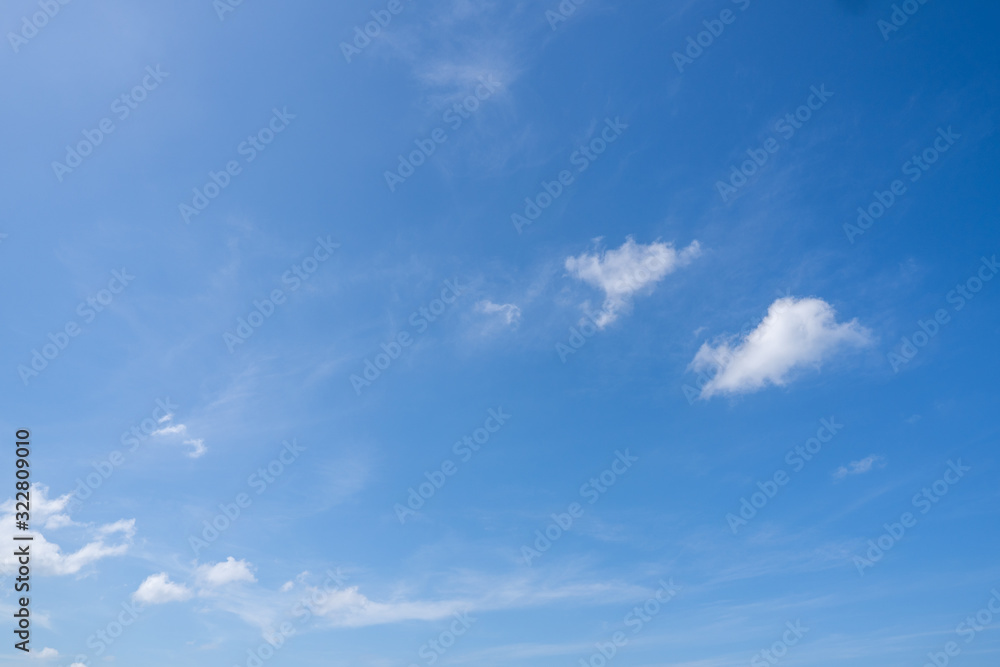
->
[184, 438, 207, 458]
[70, 663, 87, 667]
[565, 236, 701, 328]
[475, 300, 522, 328]
[34, 647, 58, 658]
[133, 573, 193, 605]
[152, 418, 207, 459]
[196, 557, 257, 587]
[280, 581, 295, 592]
[834, 455, 886, 480]
[690, 296, 872, 398]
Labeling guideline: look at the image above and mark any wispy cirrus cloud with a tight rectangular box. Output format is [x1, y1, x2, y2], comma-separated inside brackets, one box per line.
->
[834, 455, 887, 480]
[475, 299, 522, 329]
[126, 562, 652, 637]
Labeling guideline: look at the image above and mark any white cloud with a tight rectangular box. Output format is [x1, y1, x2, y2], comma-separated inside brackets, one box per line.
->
[34, 647, 58, 658]
[132, 573, 193, 605]
[152, 424, 185, 436]
[475, 300, 522, 328]
[152, 417, 207, 458]
[292, 576, 635, 629]
[565, 236, 701, 328]
[0, 485, 133, 576]
[150, 564, 646, 637]
[690, 297, 872, 398]
[184, 438, 207, 458]
[196, 557, 257, 587]
[834, 455, 886, 480]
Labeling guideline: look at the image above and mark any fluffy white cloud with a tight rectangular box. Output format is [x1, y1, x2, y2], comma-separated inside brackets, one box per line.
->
[690, 297, 871, 398]
[196, 557, 257, 587]
[834, 455, 886, 479]
[475, 300, 522, 328]
[0, 485, 133, 576]
[565, 236, 701, 328]
[34, 647, 58, 658]
[132, 573, 193, 605]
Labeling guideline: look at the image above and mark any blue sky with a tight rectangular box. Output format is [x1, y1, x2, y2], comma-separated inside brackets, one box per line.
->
[1, 0, 999, 665]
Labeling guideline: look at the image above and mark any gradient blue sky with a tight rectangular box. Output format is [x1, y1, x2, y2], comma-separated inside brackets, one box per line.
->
[2, 0, 999, 665]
